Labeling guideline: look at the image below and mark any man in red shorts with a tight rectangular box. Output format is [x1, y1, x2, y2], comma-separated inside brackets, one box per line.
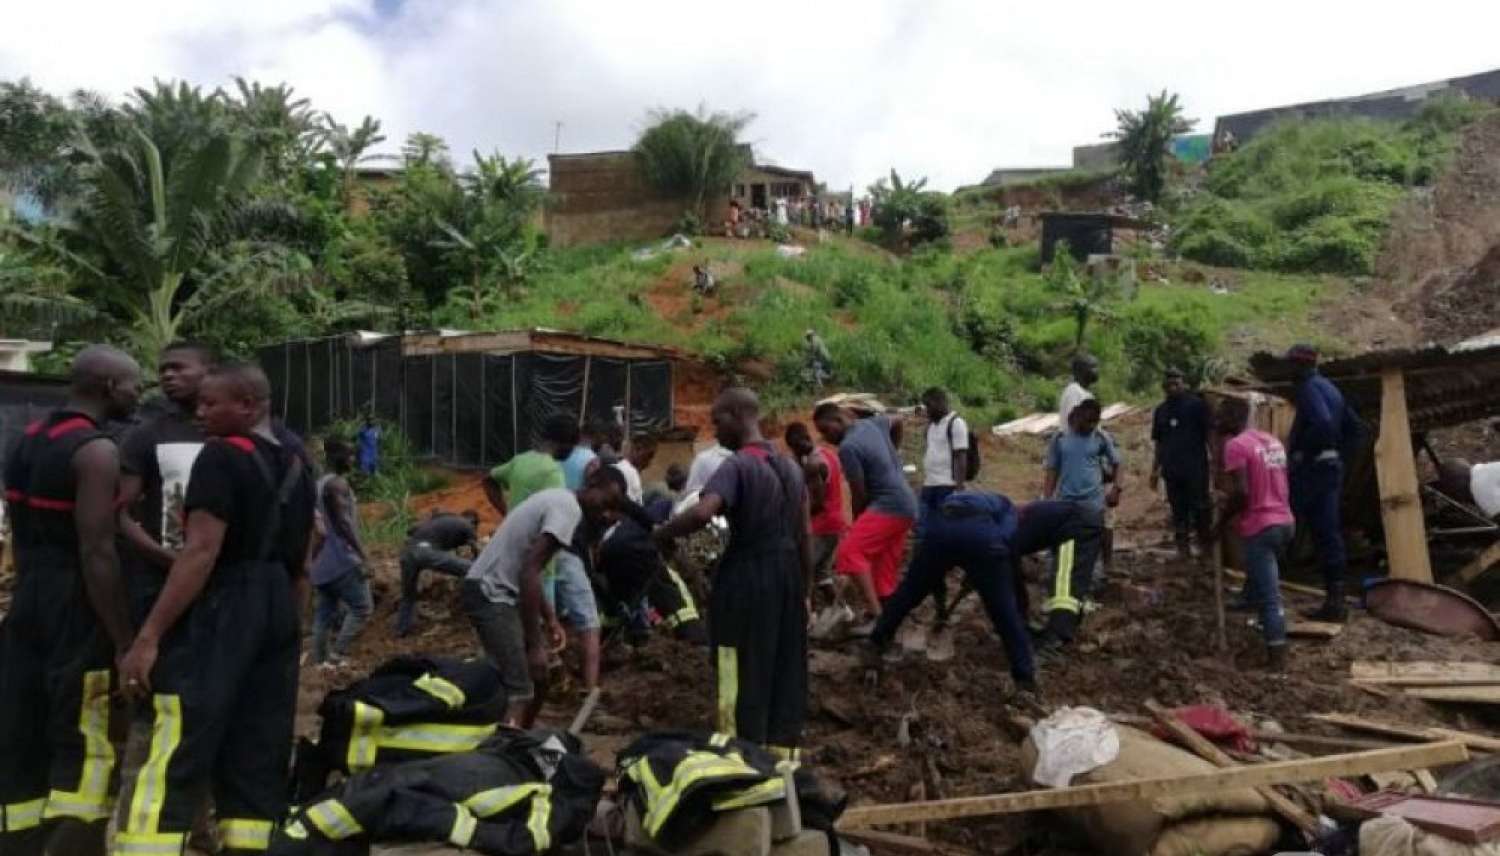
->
[814, 402, 916, 634]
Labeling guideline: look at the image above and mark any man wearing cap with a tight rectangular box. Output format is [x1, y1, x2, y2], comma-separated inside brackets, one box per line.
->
[1286, 344, 1358, 621]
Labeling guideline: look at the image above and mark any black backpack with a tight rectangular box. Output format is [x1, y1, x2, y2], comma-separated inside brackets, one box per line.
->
[946, 414, 982, 481]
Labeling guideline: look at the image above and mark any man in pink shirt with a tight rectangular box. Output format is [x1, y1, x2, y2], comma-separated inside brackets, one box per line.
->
[1215, 397, 1295, 670]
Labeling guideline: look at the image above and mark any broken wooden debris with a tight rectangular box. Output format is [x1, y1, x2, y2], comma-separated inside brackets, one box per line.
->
[1287, 620, 1344, 639]
[1352, 661, 1500, 686]
[836, 741, 1468, 829]
[1223, 568, 1351, 601]
[1458, 540, 1500, 583]
[1144, 701, 1321, 837]
[1402, 686, 1500, 705]
[1308, 713, 1500, 754]
[1346, 791, 1500, 844]
[1107, 714, 1394, 752]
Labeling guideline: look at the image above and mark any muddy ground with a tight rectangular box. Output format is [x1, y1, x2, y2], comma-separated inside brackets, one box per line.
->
[295, 410, 1500, 854]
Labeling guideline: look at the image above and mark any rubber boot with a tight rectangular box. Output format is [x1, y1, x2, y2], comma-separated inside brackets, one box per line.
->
[1266, 644, 1288, 673]
[1302, 579, 1348, 623]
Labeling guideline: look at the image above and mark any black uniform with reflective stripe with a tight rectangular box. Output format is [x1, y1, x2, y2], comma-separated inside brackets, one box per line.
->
[0, 410, 119, 843]
[295, 655, 508, 800]
[272, 729, 604, 856]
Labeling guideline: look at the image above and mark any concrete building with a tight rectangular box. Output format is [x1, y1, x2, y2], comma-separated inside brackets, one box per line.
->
[1214, 67, 1500, 145]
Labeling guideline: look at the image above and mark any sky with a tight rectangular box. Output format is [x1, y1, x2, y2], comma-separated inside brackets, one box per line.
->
[4, 0, 1500, 192]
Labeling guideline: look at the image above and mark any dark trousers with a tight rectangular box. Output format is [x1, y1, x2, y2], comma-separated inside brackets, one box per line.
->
[397, 543, 472, 634]
[1164, 471, 1212, 548]
[709, 543, 807, 756]
[1038, 506, 1106, 642]
[1291, 460, 1346, 591]
[872, 516, 1035, 683]
[0, 558, 116, 855]
[115, 562, 299, 856]
[916, 486, 958, 621]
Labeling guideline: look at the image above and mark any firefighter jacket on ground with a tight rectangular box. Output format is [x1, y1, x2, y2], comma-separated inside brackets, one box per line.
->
[271, 729, 603, 856]
[616, 730, 846, 850]
[295, 655, 507, 799]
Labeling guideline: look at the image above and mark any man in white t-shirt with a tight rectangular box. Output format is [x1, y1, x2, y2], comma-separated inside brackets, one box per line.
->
[460, 468, 626, 727]
[918, 387, 970, 659]
[613, 434, 658, 504]
[1058, 353, 1099, 429]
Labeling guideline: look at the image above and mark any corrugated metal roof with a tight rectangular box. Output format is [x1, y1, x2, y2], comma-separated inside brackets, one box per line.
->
[1250, 340, 1500, 432]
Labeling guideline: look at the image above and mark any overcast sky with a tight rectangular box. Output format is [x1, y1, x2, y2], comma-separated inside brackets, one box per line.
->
[4, 1, 1499, 192]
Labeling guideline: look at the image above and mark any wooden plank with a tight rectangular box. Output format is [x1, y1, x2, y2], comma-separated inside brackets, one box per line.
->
[1288, 621, 1343, 639]
[835, 742, 1469, 829]
[1404, 685, 1500, 704]
[1309, 713, 1500, 753]
[1459, 540, 1500, 583]
[1375, 368, 1434, 582]
[1352, 661, 1500, 686]
[1223, 568, 1342, 600]
[1108, 713, 1395, 751]
[1145, 702, 1320, 836]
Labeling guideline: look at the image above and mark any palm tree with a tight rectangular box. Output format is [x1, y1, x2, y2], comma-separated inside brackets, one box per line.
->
[227, 78, 319, 182]
[633, 107, 754, 222]
[466, 151, 544, 210]
[30, 127, 285, 359]
[1107, 90, 1196, 204]
[320, 114, 389, 206]
[1048, 243, 1125, 349]
[0, 246, 98, 333]
[402, 132, 451, 171]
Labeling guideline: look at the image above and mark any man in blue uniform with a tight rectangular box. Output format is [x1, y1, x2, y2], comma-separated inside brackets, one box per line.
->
[1286, 344, 1360, 622]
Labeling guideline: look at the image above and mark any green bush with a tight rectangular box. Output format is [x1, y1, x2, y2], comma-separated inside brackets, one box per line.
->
[1119, 303, 1220, 391]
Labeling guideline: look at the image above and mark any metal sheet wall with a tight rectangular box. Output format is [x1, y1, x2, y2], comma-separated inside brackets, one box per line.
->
[260, 336, 676, 469]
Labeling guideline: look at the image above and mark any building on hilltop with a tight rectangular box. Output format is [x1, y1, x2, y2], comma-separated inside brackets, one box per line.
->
[546, 148, 817, 247]
[1214, 67, 1500, 146]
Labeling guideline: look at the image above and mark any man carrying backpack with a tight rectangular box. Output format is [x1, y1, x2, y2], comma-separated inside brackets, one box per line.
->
[918, 388, 977, 656]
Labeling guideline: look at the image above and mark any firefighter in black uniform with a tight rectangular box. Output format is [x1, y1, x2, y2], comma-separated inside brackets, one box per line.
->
[117, 363, 315, 856]
[0, 345, 141, 856]
[655, 388, 813, 761]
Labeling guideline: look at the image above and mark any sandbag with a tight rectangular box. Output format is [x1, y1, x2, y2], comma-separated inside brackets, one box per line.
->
[1361, 815, 1500, 856]
[1152, 815, 1280, 856]
[1021, 724, 1277, 856]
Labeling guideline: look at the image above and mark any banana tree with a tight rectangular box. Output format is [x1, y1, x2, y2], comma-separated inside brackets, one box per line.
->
[26, 126, 284, 361]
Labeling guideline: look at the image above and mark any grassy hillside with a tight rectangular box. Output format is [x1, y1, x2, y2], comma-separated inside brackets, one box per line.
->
[434, 232, 1339, 424]
[1173, 97, 1492, 274]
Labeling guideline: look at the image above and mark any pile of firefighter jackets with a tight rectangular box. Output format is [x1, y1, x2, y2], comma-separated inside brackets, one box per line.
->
[281, 655, 603, 855]
[616, 731, 846, 851]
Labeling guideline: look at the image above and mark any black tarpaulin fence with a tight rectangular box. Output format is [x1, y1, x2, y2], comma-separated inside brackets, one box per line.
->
[259, 335, 676, 468]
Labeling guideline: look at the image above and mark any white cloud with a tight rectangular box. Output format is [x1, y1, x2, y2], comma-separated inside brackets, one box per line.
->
[3, 0, 1499, 191]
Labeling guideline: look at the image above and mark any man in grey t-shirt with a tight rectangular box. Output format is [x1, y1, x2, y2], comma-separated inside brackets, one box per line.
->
[814, 403, 916, 630]
[461, 467, 626, 727]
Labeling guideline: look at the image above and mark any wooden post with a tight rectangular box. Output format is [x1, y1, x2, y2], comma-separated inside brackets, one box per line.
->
[1212, 538, 1229, 655]
[1374, 368, 1433, 582]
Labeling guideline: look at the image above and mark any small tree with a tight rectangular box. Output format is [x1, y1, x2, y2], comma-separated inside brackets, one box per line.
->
[1047, 243, 1124, 348]
[633, 107, 753, 223]
[1107, 90, 1195, 204]
[868, 169, 950, 248]
[320, 114, 388, 205]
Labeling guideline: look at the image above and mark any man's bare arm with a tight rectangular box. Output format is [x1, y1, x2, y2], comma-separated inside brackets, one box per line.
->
[804, 457, 828, 516]
[117, 472, 175, 569]
[74, 440, 133, 652]
[483, 477, 508, 516]
[846, 472, 869, 518]
[1042, 468, 1058, 499]
[951, 448, 968, 489]
[518, 534, 562, 648]
[656, 493, 725, 541]
[888, 414, 904, 450]
[136, 510, 226, 647]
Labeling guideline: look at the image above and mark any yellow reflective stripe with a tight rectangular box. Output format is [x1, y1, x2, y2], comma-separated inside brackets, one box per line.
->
[219, 818, 273, 851]
[708, 733, 731, 747]
[413, 673, 466, 710]
[667, 569, 699, 625]
[347, 702, 383, 771]
[127, 694, 183, 835]
[767, 745, 801, 763]
[527, 789, 552, 851]
[462, 782, 547, 818]
[1043, 540, 1080, 613]
[306, 800, 363, 839]
[716, 646, 738, 736]
[283, 820, 309, 840]
[448, 806, 478, 847]
[377, 722, 496, 754]
[112, 831, 189, 856]
[643, 752, 760, 838]
[44, 669, 115, 821]
[711, 777, 786, 811]
[2, 798, 46, 831]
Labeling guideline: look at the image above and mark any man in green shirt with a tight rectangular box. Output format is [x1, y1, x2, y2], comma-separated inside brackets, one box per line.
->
[485, 415, 573, 514]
